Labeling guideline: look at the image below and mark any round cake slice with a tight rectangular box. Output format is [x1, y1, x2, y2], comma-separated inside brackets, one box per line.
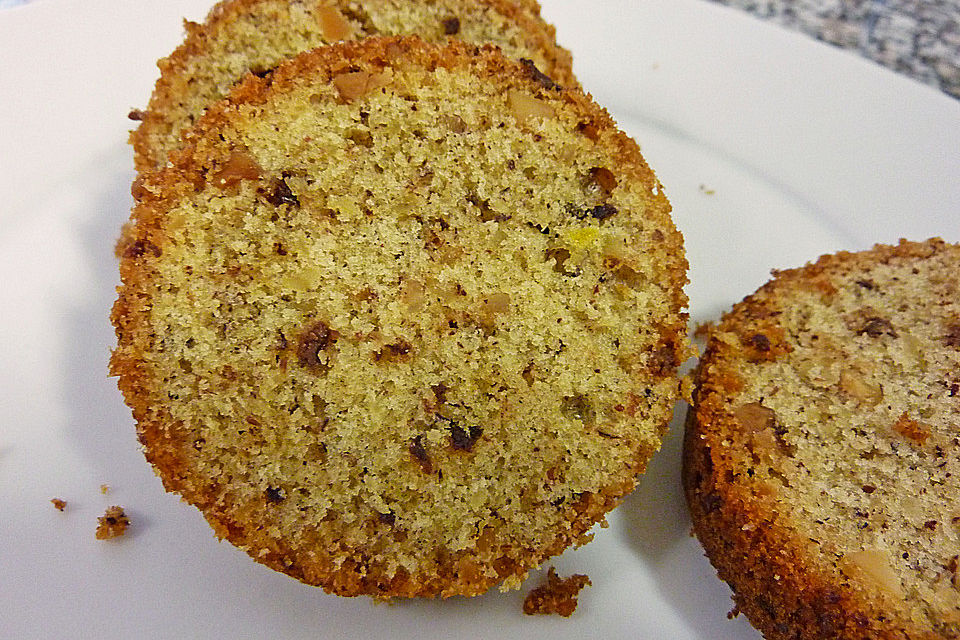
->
[130, 0, 576, 171]
[684, 239, 960, 638]
[112, 37, 689, 598]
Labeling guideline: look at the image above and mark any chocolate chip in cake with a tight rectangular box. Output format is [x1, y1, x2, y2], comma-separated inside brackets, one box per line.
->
[747, 333, 771, 352]
[572, 204, 617, 221]
[297, 320, 338, 370]
[449, 423, 483, 451]
[375, 340, 412, 362]
[409, 435, 433, 473]
[251, 66, 277, 79]
[262, 177, 300, 207]
[124, 239, 162, 259]
[519, 58, 558, 90]
[441, 16, 460, 35]
[647, 343, 679, 376]
[944, 322, 960, 348]
[858, 316, 898, 338]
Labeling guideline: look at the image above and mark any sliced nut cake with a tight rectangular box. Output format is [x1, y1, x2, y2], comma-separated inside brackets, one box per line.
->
[112, 37, 689, 598]
[684, 239, 960, 638]
[131, 0, 576, 171]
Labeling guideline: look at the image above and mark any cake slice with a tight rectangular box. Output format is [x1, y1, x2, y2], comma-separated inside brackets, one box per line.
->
[684, 239, 960, 638]
[112, 36, 689, 598]
[130, 0, 576, 171]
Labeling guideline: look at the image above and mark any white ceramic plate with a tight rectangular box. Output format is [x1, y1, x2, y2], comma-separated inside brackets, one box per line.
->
[1, 1, 957, 638]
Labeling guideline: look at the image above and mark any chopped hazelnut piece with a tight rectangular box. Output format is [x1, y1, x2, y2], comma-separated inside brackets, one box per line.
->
[317, 6, 352, 41]
[734, 402, 776, 433]
[482, 292, 511, 316]
[212, 151, 262, 189]
[333, 70, 388, 102]
[839, 549, 904, 598]
[507, 90, 554, 125]
[51, 498, 67, 512]
[839, 369, 883, 405]
[892, 412, 931, 445]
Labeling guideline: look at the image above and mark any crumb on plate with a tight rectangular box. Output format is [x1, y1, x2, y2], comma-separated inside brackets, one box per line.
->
[523, 567, 591, 617]
[96, 505, 130, 540]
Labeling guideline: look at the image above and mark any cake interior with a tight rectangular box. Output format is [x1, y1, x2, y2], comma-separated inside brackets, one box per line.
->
[128, 50, 684, 592]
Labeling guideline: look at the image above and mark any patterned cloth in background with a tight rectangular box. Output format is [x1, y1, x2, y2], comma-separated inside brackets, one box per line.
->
[708, 0, 960, 98]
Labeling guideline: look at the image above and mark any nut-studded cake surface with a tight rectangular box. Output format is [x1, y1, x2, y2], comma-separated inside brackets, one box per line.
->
[112, 37, 688, 598]
[130, 0, 576, 171]
[684, 239, 960, 638]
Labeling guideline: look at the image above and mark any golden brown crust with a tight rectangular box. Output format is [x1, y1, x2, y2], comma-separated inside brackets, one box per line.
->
[130, 0, 576, 171]
[684, 238, 960, 639]
[114, 37, 688, 598]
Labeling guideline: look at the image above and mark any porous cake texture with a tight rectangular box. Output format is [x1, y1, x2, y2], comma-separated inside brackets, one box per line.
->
[113, 37, 688, 598]
[131, 0, 576, 171]
[684, 239, 960, 638]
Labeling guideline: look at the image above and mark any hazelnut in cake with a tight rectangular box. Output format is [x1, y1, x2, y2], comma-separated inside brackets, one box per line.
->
[684, 239, 960, 638]
[130, 0, 576, 171]
[112, 37, 689, 598]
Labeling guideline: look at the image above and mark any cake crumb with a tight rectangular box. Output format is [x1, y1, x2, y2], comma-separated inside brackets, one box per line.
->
[523, 567, 591, 617]
[100, 484, 110, 495]
[51, 498, 67, 512]
[95, 506, 130, 540]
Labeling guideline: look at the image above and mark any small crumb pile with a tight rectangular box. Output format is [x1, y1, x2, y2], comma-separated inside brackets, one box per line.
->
[523, 567, 591, 617]
[95, 506, 130, 540]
